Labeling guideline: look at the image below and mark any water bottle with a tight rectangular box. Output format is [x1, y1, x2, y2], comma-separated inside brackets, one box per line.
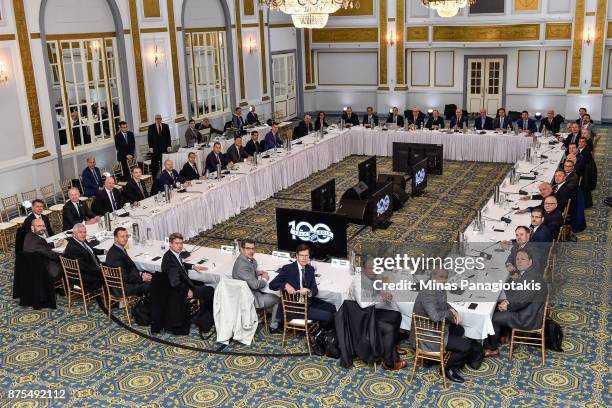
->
[132, 223, 140, 244]
[164, 184, 171, 203]
[217, 163, 222, 179]
[161, 236, 169, 251]
[233, 239, 239, 257]
[253, 151, 258, 166]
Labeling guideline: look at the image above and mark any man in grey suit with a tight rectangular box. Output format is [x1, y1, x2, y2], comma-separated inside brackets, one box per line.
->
[22, 218, 64, 278]
[231, 239, 280, 332]
[410, 269, 472, 383]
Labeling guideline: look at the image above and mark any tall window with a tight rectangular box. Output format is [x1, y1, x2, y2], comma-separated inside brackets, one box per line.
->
[47, 37, 124, 151]
[184, 31, 230, 119]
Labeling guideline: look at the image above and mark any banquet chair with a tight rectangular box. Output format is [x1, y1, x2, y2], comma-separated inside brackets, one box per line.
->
[60, 178, 73, 201]
[0, 211, 17, 252]
[410, 314, 452, 389]
[40, 184, 64, 224]
[101, 264, 142, 326]
[60, 256, 106, 317]
[256, 308, 269, 336]
[22, 189, 52, 217]
[557, 198, 572, 242]
[112, 162, 127, 187]
[280, 291, 319, 356]
[1, 194, 27, 226]
[138, 144, 152, 175]
[509, 295, 549, 365]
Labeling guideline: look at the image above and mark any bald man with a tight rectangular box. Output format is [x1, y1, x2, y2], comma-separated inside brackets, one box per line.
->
[23, 218, 63, 278]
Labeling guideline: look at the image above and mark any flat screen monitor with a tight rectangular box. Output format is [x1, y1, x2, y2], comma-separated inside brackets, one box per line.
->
[411, 158, 428, 196]
[370, 182, 394, 226]
[311, 179, 336, 213]
[276, 208, 348, 259]
[358, 156, 377, 187]
[392, 142, 411, 173]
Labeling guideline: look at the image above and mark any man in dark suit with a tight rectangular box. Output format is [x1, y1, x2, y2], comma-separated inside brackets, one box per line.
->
[205, 142, 234, 174]
[484, 249, 547, 357]
[245, 131, 264, 156]
[180, 152, 202, 181]
[503, 226, 540, 273]
[542, 196, 563, 240]
[563, 122, 580, 150]
[264, 123, 283, 151]
[94, 176, 126, 216]
[147, 114, 172, 177]
[405, 107, 425, 128]
[362, 106, 379, 127]
[341, 106, 360, 127]
[450, 108, 468, 129]
[517, 111, 537, 133]
[293, 114, 314, 139]
[246, 106, 261, 125]
[493, 108, 512, 130]
[562, 160, 580, 190]
[82, 157, 104, 197]
[22, 199, 54, 237]
[23, 218, 63, 278]
[114, 121, 136, 177]
[539, 110, 561, 133]
[197, 117, 223, 137]
[184, 120, 202, 148]
[123, 167, 150, 203]
[474, 109, 493, 130]
[159, 159, 189, 189]
[551, 170, 576, 213]
[386, 107, 405, 128]
[410, 269, 475, 382]
[268, 244, 336, 328]
[576, 107, 587, 128]
[70, 110, 91, 145]
[567, 145, 586, 176]
[105, 227, 151, 296]
[226, 136, 250, 163]
[231, 107, 246, 131]
[63, 223, 105, 291]
[425, 109, 445, 129]
[62, 187, 99, 231]
[529, 208, 553, 243]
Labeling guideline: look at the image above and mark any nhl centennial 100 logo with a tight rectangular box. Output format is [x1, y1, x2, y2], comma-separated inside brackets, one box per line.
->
[376, 195, 391, 217]
[288, 221, 334, 244]
[415, 168, 426, 186]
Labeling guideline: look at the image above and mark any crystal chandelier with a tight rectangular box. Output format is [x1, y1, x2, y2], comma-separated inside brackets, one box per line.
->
[421, 0, 476, 18]
[260, 0, 359, 29]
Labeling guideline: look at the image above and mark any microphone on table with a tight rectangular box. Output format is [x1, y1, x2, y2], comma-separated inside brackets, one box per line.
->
[470, 240, 501, 260]
[518, 180, 538, 195]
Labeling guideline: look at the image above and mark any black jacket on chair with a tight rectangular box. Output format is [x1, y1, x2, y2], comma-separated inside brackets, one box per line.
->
[63, 237, 104, 291]
[14, 252, 56, 309]
[334, 300, 381, 368]
[62, 200, 95, 231]
[123, 179, 150, 203]
[93, 188, 126, 215]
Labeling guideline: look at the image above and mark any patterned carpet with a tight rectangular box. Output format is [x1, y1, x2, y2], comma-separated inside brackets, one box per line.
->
[1, 134, 610, 407]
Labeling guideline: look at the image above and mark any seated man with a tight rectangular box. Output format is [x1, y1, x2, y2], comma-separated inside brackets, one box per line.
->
[566, 144, 585, 176]
[184, 119, 201, 148]
[449, 108, 468, 129]
[475, 109, 493, 130]
[63, 223, 105, 291]
[516, 182, 554, 214]
[23, 199, 54, 237]
[538, 110, 560, 133]
[411, 269, 476, 383]
[386, 107, 405, 128]
[529, 207, 553, 243]
[159, 159, 189, 189]
[231, 106, 245, 131]
[62, 187, 99, 231]
[517, 110, 537, 133]
[551, 169, 577, 213]
[264, 123, 283, 150]
[542, 196, 563, 239]
[197, 117, 223, 136]
[268, 244, 336, 328]
[503, 226, 539, 274]
[484, 249, 547, 356]
[81, 157, 104, 197]
[562, 159, 580, 189]
[180, 152, 202, 181]
[246, 105, 261, 125]
[293, 114, 313, 139]
[341, 106, 360, 127]
[94, 176, 126, 215]
[205, 142, 234, 174]
[123, 167, 150, 203]
[425, 110, 445, 129]
[493, 108, 511, 130]
[405, 107, 425, 128]
[562, 122, 580, 150]
[226, 136, 250, 163]
[362, 106, 379, 127]
[231, 239, 280, 332]
[245, 130, 265, 156]
[105, 227, 151, 296]
[23, 218, 64, 278]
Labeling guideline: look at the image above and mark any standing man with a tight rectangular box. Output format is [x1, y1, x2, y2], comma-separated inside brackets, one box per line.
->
[147, 114, 172, 178]
[184, 119, 201, 148]
[114, 121, 135, 177]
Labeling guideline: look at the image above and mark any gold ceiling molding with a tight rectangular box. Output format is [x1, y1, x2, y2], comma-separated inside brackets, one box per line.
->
[269, 23, 294, 28]
[304, 28, 312, 84]
[333, 0, 374, 16]
[406, 26, 428, 42]
[12, 0, 47, 157]
[433, 24, 540, 42]
[32, 151, 51, 160]
[585, 11, 596, 16]
[545, 23, 572, 40]
[590, 0, 607, 88]
[244, 0, 255, 16]
[379, 0, 386, 85]
[567, 89, 582, 94]
[129, 0, 148, 123]
[396, 0, 405, 86]
[45, 32, 117, 40]
[234, 0, 246, 101]
[142, 0, 161, 18]
[259, 8, 268, 96]
[166, 0, 182, 116]
[608, 23, 612, 38]
[0, 34, 16, 41]
[242, 23, 259, 28]
[514, 0, 539, 11]
[570, 0, 585, 87]
[183, 27, 225, 33]
[140, 27, 167, 33]
[311, 28, 378, 43]
[30, 33, 41, 39]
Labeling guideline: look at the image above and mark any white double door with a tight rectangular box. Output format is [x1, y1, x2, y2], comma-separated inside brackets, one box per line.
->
[272, 53, 296, 121]
[466, 57, 504, 115]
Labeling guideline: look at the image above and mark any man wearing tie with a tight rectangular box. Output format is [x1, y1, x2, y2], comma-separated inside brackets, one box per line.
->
[232, 106, 245, 131]
[114, 121, 135, 177]
[268, 244, 337, 328]
[517, 111, 537, 133]
[93, 176, 126, 215]
[82, 157, 104, 197]
[362, 106, 379, 127]
[22, 199, 55, 237]
[246, 105, 261, 125]
[576, 107, 587, 128]
[264, 123, 283, 151]
[205, 142, 234, 174]
[180, 152, 202, 181]
[563, 122, 581, 150]
[63, 223, 105, 291]
[386, 107, 405, 128]
[293, 114, 314, 139]
[22, 218, 63, 279]
[493, 108, 512, 130]
[159, 159, 189, 189]
[226, 136, 250, 163]
[105, 227, 152, 296]
[341, 106, 360, 127]
[62, 188, 99, 230]
[184, 119, 202, 148]
[147, 114, 172, 178]
[529, 208, 553, 243]
[475, 109, 493, 130]
[405, 107, 424, 128]
[123, 167, 150, 203]
[245, 131, 264, 156]
[450, 108, 468, 129]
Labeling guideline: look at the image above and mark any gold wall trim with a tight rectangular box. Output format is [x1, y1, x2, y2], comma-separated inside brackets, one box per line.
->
[143, 0, 161, 18]
[0, 34, 16, 41]
[304, 85, 316, 90]
[259, 9, 268, 95]
[379, 0, 387, 85]
[311, 28, 378, 43]
[242, 23, 259, 28]
[304, 28, 312, 84]
[608, 23, 612, 38]
[124, 29, 131, 34]
[590, 0, 607, 88]
[239, 101, 249, 107]
[32, 151, 51, 160]
[406, 26, 428, 42]
[45, 32, 117, 40]
[174, 115, 186, 123]
[129, 0, 148, 123]
[585, 11, 595, 16]
[244, 0, 255, 16]
[570, 0, 585, 87]
[543, 49, 568, 89]
[166, 0, 182, 116]
[607, 49, 612, 89]
[176, 27, 182, 32]
[30, 33, 41, 39]
[545, 23, 572, 40]
[269, 24, 294, 28]
[396, 0, 405, 85]
[410, 51, 430, 86]
[587, 89, 603, 94]
[234, 0, 246, 101]
[387, 18, 395, 22]
[516, 50, 540, 88]
[567, 89, 582, 94]
[395, 85, 408, 91]
[183, 27, 225, 33]
[432, 24, 540, 42]
[377, 86, 390, 91]
[514, 0, 539, 11]
[13, 0, 45, 151]
[140, 27, 167, 33]
[333, 0, 374, 16]
[262, 95, 271, 101]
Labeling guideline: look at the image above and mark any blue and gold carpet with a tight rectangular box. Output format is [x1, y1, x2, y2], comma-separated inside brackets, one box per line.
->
[1, 135, 610, 407]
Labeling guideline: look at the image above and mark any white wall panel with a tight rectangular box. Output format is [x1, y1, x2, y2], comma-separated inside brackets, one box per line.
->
[0, 45, 27, 162]
[183, 0, 225, 27]
[44, 0, 114, 34]
[270, 27, 296, 52]
[544, 50, 568, 88]
[410, 51, 430, 86]
[434, 51, 454, 87]
[548, 0, 572, 13]
[517, 50, 540, 88]
[142, 37, 173, 125]
[408, 0, 430, 18]
[317, 51, 377, 86]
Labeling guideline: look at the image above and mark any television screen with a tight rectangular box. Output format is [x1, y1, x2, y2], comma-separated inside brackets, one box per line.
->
[276, 208, 348, 259]
[358, 156, 377, 187]
[392, 142, 411, 173]
[370, 182, 394, 226]
[311, 179, 336, 213]
[411, 158, 428, 196]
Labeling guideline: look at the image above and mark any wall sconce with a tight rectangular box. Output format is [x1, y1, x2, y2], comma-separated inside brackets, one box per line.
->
[247, 37, 256, 54]
[0, 63, 8, 84]
[386, 30, 396, 47]
[152, 44, 162, 67]
[90, 40, 101, 53]
[584, 27, 593, 46]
